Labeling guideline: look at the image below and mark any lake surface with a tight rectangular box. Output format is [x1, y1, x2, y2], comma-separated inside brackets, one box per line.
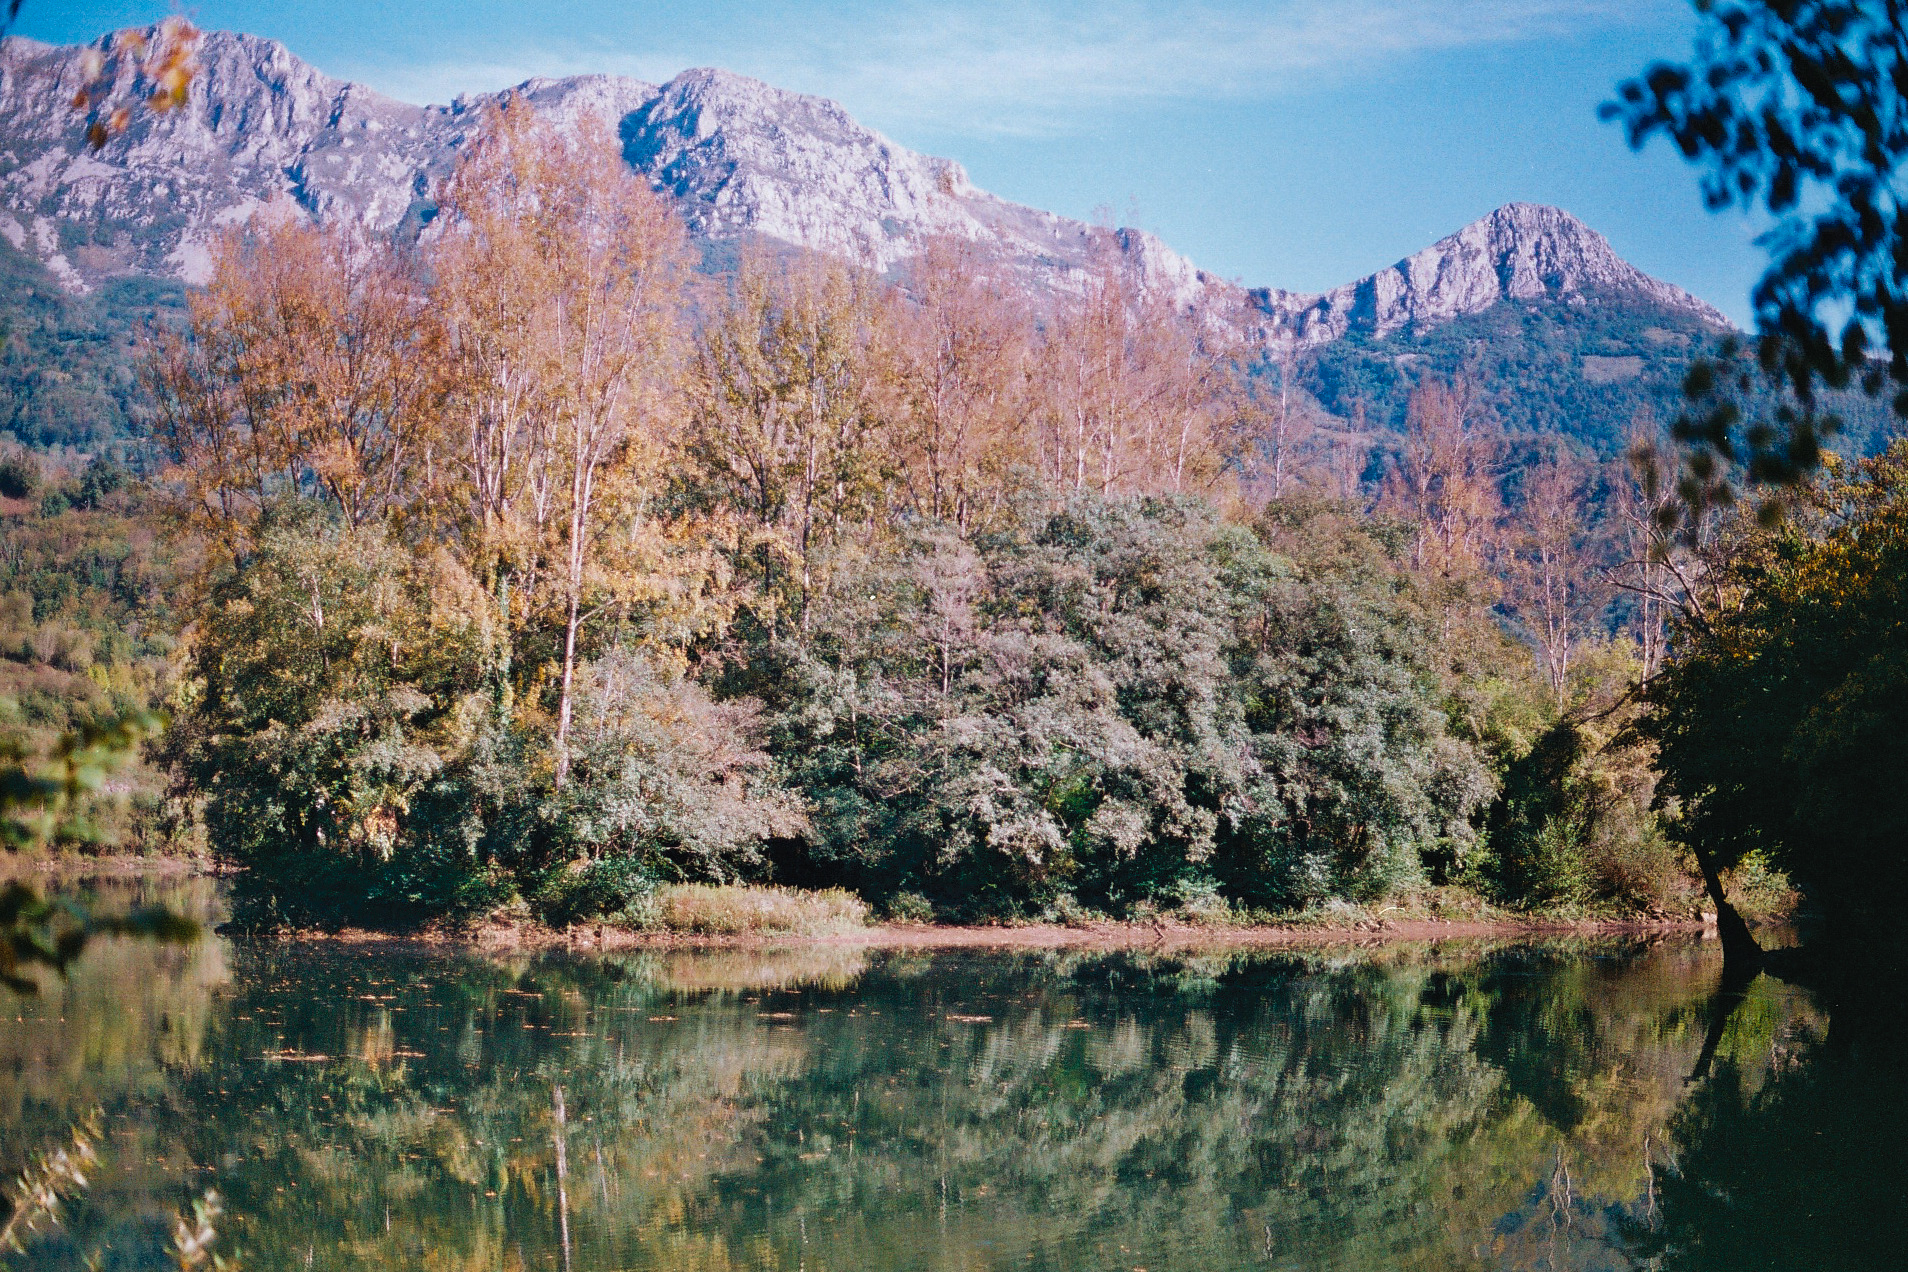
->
[3, 880, 1903, 1271]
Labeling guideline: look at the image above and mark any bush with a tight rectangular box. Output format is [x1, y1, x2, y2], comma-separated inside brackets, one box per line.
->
[653, 884, 869, 935]
[885, 891, 935, 923]
[74, 457, 126, 509]
[735, 494, 1490, 920]
[1477, 719, 1681, 913]
[0, 455, 39, 499]
[169, 512, 811, 929]
[161, 513, 502, 927]
[539, 648, 807, 877]
[530, 856, 660, 927]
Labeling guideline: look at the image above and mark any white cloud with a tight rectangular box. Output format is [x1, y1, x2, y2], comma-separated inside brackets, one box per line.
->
[341, 0, 1674, 137]
[812, 0, 1658, 132]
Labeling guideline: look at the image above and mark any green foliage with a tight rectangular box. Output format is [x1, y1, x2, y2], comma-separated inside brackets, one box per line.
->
[1301, 293, 1730, 458]
[527, 856, 659, 927]
[168, 513, 801, 927]
[0, 454, 195, 991]
[161, 509, 504, 925]
[1476, 719, 1685, 913]
[1640, 443, 1908, 961]
[1607, 0, 1908, 488]
[540, 649, 805, 881]
[0, 459, 178, 796]
[0, 234, 182, 450]
[1, 712, 164, 852]
[0, 455, 36, 500]
[728, 493, 1489, 917]
[0, 707, 195, 993]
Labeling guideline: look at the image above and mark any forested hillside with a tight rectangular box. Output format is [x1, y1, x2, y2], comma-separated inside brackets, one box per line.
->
[1299, 290, 1899, 463]
[0, 448, 179, 848]
[0, 234, 183, 450]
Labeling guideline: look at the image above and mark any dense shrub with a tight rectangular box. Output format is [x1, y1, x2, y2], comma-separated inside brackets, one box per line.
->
[729, 494, 1490, 918]
[529, 856, 659, 927]
[0, 455, 39, 499]
[74, 457, 128, 510]
[161, 512, 503, 925]
[1476, 719, 1684, 913]
[542, 649, 806, 877]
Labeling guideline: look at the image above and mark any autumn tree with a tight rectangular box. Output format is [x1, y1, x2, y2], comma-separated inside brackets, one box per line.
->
[887, 235, 1034, 531]
[147, 218, 438, 557]
[1505, 455, 1606, 708]
[432, 102, 694, 785]
[1611, 426, 1767, 658]
[1033, 233, 1231, 498]
[1380, 377, 1505, 643]
[1240, 347, 1309, 501]
[682, 246, 890, 630]
[1611, 417, 1681, 681]
[1639, 443, 1908, 972]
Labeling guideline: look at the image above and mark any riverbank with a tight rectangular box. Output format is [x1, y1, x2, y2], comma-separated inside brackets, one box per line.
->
[305, 910, 1720, 954]
[0, 851, 220, 881]
[9, 854, 1751, 952]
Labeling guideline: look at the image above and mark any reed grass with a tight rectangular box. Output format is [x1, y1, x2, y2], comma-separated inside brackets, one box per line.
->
[652, 884, 870, 936]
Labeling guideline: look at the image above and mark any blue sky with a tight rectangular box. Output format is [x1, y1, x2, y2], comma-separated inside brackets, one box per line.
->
[14, 1, 1767, 323]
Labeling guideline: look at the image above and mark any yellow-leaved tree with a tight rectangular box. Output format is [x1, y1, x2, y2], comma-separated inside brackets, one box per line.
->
[430, 98, 703, 785]
[682, 246, 892, 632]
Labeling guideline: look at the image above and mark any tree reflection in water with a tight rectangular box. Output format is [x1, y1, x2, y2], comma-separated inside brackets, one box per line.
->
[1621, 984, 1908, 1272]
[4, 920, 1898, 1271]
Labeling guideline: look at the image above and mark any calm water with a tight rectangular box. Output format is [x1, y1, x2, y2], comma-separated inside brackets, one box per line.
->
[3, 880, 1904, 1271]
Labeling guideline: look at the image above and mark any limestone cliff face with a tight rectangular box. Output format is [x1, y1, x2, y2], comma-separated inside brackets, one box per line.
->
[0, 27, 1725, 340]
[0, 27, 1207, 297]
[1, 31, 455, 285]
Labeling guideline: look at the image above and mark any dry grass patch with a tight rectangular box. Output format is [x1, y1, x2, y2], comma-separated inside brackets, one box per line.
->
[654, 884, 870, 936]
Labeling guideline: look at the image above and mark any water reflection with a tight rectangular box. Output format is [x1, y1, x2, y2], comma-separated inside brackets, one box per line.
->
[4, 916, 1897, 1271]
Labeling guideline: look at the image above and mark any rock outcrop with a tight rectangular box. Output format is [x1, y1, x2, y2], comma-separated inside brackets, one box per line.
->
[1250, 203, 1729, 345]
[0, 27, 1207, 297]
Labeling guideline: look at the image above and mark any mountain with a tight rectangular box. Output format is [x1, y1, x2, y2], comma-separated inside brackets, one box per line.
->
[0, 25, 1766, 458]
[1252, 203, 1728, 346]
[0, 29, 1205, 298]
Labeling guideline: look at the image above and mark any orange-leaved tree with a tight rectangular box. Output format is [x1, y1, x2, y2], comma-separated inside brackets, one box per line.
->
[147, 218, 440, 560]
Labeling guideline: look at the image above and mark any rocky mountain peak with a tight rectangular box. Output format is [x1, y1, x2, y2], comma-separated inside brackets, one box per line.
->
[625, 63, 978, 265]
[1252, 201, 1729, 346]
[0, 26, 1206, 292]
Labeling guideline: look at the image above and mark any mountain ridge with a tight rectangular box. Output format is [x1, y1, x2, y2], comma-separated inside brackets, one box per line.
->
[0, 25, 1728, 347]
